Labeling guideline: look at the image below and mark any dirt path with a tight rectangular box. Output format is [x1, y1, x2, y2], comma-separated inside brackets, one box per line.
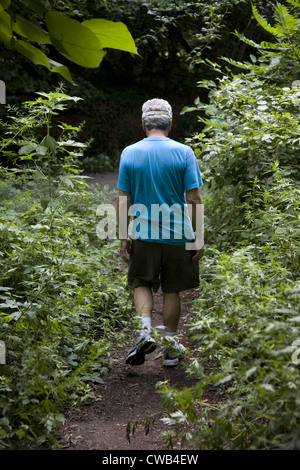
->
[83, 171, 119, 191]
[58, 290, 200, 451]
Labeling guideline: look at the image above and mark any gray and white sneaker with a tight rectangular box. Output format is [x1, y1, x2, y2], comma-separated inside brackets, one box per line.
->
[125, 334, 156, 365]
[163, 339, 186, 367]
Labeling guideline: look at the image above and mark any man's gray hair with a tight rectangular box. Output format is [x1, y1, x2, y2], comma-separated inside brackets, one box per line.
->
[142, 98, 172, 131]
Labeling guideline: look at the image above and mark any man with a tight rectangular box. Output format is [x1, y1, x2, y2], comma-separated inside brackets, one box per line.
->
[117, 98, 204, 367]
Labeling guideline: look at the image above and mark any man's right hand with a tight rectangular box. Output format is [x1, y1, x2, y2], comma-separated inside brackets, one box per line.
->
[120, 238, 131, 264]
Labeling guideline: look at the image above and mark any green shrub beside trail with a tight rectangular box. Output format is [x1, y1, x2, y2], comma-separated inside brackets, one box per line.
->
[0, 91, 134, 449]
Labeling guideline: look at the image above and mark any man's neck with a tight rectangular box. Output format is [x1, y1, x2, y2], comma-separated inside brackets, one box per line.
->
[146, 129, 168, 138]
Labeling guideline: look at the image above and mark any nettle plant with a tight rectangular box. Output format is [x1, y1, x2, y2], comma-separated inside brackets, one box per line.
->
[1, 88, 88, 198]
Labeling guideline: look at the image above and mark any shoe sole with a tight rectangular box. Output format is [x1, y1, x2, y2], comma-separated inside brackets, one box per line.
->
[163, 344, 186, 367]
[163, 357, 180, 367]
[163, 353, 185, 367]
[125, 341, 156, 365]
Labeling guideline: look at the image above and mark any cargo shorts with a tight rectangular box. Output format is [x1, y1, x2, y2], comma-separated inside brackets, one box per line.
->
[127, 239, 199, 293]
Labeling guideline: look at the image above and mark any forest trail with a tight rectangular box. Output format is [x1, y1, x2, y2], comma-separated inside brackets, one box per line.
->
[58, 290, 200, 450]
[82, 171, 120, 192]
[58, 172, 205, 451]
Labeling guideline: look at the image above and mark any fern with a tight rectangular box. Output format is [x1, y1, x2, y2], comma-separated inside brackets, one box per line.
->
[273, 3, 299, 37]
[228, 2, 300, 76]
[252, 4, 279, 36]
[259, 40, 290, 50]
[221, 56, 264, 71]
[252, 2, 300, 39]
[287, 0, 300, 9]
[233, 31, 262, 49]
[234, 30, 290, 51]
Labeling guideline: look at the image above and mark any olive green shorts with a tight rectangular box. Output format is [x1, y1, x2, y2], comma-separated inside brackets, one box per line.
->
[128, 239, 199, 293]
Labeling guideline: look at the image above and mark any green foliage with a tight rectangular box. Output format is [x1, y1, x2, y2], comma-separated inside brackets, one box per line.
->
[1, 0, 278, 169]
[0, 91, 134, 449]
[186, 227, 300, 449]
[1, 88, 87, 198]
[224, 1, 300, 84]
[0, 0, 137, 82]
[159, 1, 300, 450]
[184, 75, 300, 248]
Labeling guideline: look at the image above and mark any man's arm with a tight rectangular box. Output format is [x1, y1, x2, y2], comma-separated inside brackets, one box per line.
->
[117, 190, 132, 263]
[186, 187, 204, 261]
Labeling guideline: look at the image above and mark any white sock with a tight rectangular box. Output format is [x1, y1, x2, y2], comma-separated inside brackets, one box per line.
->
[164, 331, 177, 345]
[137, 316, 151, 339]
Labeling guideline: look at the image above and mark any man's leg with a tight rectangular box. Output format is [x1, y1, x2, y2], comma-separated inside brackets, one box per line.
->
[134, 286, 153, 317]
[162, 292, 180, 333]
[125, 286, 156, 365]
[134, 286, 153, 337]
[162, 292, 186, 367]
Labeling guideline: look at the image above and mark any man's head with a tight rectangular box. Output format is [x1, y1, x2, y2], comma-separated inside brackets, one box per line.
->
[142, 98, 172, 134]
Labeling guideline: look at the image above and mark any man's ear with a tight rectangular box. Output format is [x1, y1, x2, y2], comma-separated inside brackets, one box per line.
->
[142, 119, 146, 132]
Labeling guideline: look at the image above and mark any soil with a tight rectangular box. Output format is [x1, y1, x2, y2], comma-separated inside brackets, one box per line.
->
[58, 289, 204, 451]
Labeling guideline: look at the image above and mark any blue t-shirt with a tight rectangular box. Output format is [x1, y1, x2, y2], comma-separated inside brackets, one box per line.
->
[117, 136, 203, 244]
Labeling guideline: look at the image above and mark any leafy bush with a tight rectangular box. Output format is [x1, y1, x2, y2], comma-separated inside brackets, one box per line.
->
[186, 173, 300, 449]
[183, 72, 300, 248]
[0, 91, 134, 449]
[160, 174, 300, 450]
[224, 0, 300, 85]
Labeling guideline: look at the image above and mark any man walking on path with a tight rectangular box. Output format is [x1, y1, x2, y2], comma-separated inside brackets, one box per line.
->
[117, 98, 204, 367]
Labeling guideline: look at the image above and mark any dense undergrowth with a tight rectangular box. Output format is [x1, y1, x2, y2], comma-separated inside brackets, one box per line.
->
[0, 91, 134, 449]
[159, 1, 300, 450]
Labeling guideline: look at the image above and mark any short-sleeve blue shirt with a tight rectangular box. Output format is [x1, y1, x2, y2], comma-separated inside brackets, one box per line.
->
[117, 136, 203, 244]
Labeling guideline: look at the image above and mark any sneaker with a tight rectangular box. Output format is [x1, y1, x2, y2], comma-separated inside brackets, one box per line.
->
[125, 334, 156, 365]
[163, 339, 186, 367]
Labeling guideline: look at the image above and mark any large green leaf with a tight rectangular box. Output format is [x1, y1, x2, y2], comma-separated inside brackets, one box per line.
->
[14, 40, 72, 82]
[45, 11, 106, 68]
[47, 59, 73, 83]
[13, 15, 51, 44]
[19, 0, 48, 17]
[0, 5, 137, 80]
[82, 18, 138, 54]
[0, 8, 12, 44]
[0, 0, 11, 8]
[15, 39, 49, 67]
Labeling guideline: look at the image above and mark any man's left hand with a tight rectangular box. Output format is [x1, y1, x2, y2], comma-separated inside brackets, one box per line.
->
[192, 245, 205, 261]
